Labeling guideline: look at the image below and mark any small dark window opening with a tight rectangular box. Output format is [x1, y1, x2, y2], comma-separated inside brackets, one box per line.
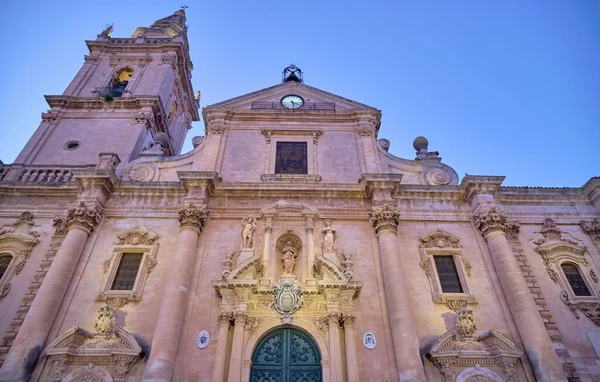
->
[0, 255, 12, 280]
[561, 263, 592, 296]
[434, 255, 464, 293]
[65, 141, 79, 149]
[108, 68, 134, 98]
[111, 253, 143, 290]
[275, 142, 307, 175]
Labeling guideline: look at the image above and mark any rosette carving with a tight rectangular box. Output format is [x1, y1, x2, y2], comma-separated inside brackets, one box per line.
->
[178, 203, 209, 232]
[368, 205, 400, 235]
[64, 201, 104, 234]
[473, 207, 508, 237]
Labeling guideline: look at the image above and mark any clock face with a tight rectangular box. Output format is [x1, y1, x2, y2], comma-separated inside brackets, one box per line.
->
[281, 95, 304, 109]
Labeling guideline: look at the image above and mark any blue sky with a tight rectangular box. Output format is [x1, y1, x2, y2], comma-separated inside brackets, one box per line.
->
[0, 1, 598, 187]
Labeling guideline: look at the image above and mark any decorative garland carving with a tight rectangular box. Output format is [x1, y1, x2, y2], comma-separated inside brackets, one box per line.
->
[368, 205, 400, 235]
[178, 203, 209, 232]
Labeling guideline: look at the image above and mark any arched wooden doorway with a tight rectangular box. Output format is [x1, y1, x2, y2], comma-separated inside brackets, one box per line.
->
[250, 327, 322, 382]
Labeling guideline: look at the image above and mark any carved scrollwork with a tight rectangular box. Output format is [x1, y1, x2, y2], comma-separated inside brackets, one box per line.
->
[456, 308, 477, 340]
[93, 306, 116, 339]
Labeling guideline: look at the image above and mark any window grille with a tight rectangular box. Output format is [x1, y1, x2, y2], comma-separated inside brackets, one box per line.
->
[561, 263, 591, 296]
[0, 255, 11, 280]
[434, 255, 463, 293]
[111, 253, 143, 290]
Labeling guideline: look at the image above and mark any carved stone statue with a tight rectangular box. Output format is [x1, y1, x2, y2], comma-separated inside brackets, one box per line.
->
[321, 219, 337, 252]
[281, 240, 297, 275]
[241, 217, 256, 249]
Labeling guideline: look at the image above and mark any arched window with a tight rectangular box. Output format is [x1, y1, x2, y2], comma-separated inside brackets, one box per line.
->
[561, 263, 591, 296]
[109, 68, 134, 97]
[0, 254, 12, 281]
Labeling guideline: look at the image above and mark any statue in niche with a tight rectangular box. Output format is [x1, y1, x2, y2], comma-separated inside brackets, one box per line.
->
[321, 219, 337, 252]
[281, 241, 298, 275]
[241, 217, 256, 249]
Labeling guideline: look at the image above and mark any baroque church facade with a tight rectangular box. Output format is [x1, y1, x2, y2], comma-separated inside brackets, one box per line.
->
[0, 9, 599, 382]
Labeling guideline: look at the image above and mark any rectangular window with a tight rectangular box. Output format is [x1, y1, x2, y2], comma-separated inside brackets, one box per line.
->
[111, 253, 143, 290]
[434, 255, 464, 293]
[275, 142, 307, 174]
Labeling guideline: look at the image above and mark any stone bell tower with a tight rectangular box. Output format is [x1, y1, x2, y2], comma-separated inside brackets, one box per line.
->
[13, 10, 199, 168]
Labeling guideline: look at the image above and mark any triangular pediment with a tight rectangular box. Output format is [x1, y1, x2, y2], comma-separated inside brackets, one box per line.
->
[204, 81, 377, 112]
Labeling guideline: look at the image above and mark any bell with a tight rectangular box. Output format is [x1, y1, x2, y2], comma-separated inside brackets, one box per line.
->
[284, 72, 300, 82]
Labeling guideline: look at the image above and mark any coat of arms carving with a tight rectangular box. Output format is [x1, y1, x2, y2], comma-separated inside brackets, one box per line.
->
[272, 278, 304, 324]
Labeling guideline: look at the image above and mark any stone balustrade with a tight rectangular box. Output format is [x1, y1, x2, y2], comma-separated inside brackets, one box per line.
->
[0, 165, 94, 183]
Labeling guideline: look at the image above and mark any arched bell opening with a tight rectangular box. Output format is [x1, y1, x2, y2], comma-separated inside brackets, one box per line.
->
[250, 326, 322, 381]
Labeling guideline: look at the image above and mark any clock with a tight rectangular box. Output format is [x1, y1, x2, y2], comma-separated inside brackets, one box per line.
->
[281, 95, 304, 109]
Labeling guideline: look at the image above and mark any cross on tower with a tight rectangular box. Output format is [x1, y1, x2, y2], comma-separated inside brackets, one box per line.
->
[181, 5, 189, 9]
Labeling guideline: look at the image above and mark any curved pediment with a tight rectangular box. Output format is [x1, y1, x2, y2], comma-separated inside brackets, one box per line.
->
[228, 254, 261, 281]
[114, 226, 159, 246]
[315, 254, 347, 283]
[419, 229, 461, 249]
[45, 326, 143, 357]
[261, 200, 319, 218]
[0, 212, 40, 253]
[429, 328, 522, 359]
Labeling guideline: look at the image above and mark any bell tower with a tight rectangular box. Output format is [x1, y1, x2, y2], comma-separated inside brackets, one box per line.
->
[14, 9, 199, 167]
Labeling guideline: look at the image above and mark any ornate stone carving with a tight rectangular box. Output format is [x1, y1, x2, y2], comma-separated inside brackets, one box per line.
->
[342, 314, 356, 328]
[217, 312, 233, 326]
[245, 317, 263, 334]
[462, 258, 472, 277]
[320, 219, 337, 252]
[505, 222, 521, 242]
[128, 164, 155, 181]
[560, 290, 580, 318]
[222, 251, 233, 279]
[581, 218, 600, 244]
[324, 312, 342, 327]
[354, 125, 375, 137]
[590, 269, 598, 283]
[456, 308, 477, 340]
[500, 359, 518, 382]
[50, 359, 68, 381]
[368, 205, 400, 235]
[191, 136, 204, 148]
[62, 364, 112, 382]
[206, 121, 227, 135]
[115, 227, 158, 246]
[0, 283, 11, 299]
[473, 207, 508, 237]
[161, 54, 177, 69]
[134, 111, 155, 127]
[105, 296, 129, 309]
[93, 306, 116, 339]
[233, 312, 248, 326]
[281, 240, 298, 275]
[84, 54, 101, 63]
[178, 203, 209, 232]
[272, 277, 304, 324]
[579, 303, 600, 326]
[534, 218, 580, 246]
[52, 217, 69, 236]
[41, 110, 60, 123]
[341, 251, 354, 280]
[424, 168, 451, 186]
[419, 228, 461, 248]
[445, 299, 468, 311]
[433, 359, 455, 382]
[64, 201, 104, 234]
[419, 259, 431, 276]
[241, 217, 256, 249]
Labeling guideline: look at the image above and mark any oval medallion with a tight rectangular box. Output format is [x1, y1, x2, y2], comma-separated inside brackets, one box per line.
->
[363, 332, 376, 349]
[197, 330, 210, 349]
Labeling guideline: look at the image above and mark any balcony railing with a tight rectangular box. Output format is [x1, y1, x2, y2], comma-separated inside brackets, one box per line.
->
[15, 168, 76, 183]
[93, 81, 129, 99]
[251, 102, 335, 110]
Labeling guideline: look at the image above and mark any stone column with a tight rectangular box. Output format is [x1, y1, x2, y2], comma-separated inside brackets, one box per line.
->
[368, 205, 426, 382]
[143, 203, 209, 382]
[211, 312, 233, 382]
[343, 315, 360, 382]
[474, 208, 567, 382]
[226, 312, 247, 382]
[261, 223, 273, 281]
[326, 312, 343, 382]
[0, 202, 103, 381]
[306, 226, 315, 278]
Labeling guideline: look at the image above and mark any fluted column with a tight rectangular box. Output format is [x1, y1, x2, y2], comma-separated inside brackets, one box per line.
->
[474, 208, 567, 382]
[0, 202, 103, 381]
[143, 203, 209, 382]
[261, 224, 272, 279]
[226, 312, 247, 382]
[211, 312, 233, 382]
[343, 315, 360, 382]
[326, 312, 343, 382]
[307, 226, 315, 278]
[368, 205, 426, 382]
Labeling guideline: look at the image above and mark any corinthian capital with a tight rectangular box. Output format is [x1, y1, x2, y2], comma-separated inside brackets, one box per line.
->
[65, 201, 104, 234]
[178, 203, 209, 232]
[233, 312, 248, 326]
[368, 205, 400, 235]
[473, 207, 508, 237]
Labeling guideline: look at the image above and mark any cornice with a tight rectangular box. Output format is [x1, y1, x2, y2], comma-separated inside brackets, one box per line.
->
[45, 95, 162, 110]
[459, 175, 505, 203]
[202, 107, 381, 125]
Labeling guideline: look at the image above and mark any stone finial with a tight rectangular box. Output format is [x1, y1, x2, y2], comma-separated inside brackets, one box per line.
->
[93, 305, 116, 338]
[413, 136, 439, 159]
[473, 207, 508, 237]
[368, 205, 400, 235]
[97, 153, 121, 170]
[65, 201, 104, 234]
[178, 203, 209, 232]
[455, 308, 477, 340]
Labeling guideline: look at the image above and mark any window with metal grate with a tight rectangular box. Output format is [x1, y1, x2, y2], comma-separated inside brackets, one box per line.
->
[561, 263, 591, 296]
[434, 255, 464, 293]
[111, 253, 143, 290]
